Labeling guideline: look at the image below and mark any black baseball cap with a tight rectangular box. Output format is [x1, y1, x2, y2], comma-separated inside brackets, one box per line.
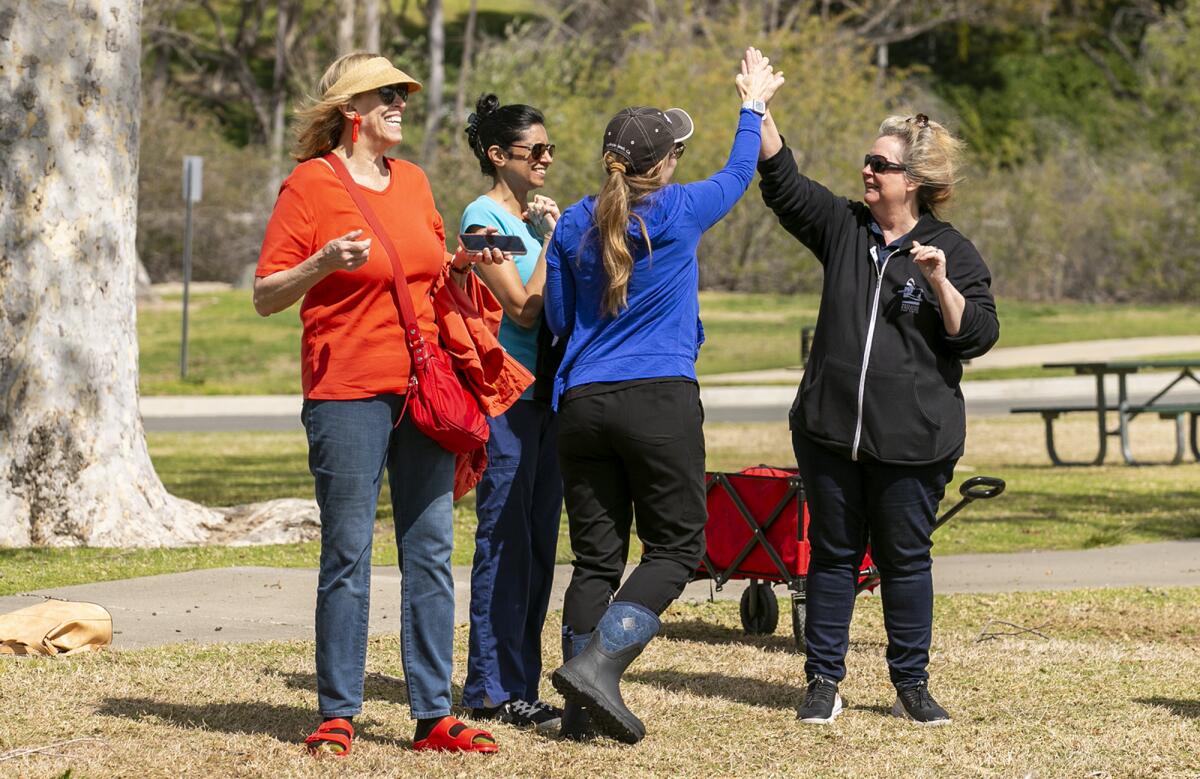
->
[602, 106, 694, 174]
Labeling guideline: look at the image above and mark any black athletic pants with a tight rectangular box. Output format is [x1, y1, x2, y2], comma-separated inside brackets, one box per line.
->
[557, 380, 707, 635]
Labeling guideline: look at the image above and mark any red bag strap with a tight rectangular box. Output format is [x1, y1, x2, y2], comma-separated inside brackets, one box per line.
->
[323, 153, 426, 355]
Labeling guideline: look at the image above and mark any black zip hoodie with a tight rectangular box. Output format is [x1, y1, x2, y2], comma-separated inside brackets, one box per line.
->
[758, 143, 1000, 465]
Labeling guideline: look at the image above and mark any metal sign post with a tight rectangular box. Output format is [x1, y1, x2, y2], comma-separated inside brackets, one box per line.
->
[181, 156, 203, 379]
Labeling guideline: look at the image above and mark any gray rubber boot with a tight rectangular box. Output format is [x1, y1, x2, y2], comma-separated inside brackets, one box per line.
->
[551, 601, 660, 744]
[558, 627, 593, 740]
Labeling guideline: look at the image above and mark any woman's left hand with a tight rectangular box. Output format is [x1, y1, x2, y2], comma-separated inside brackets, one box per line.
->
[911, 240, 947, 286]
[524, 194, 560, 233]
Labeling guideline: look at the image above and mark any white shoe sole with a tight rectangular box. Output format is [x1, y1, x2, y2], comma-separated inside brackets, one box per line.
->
[891, 697, 951, 726]
[799, 694, 843, 724]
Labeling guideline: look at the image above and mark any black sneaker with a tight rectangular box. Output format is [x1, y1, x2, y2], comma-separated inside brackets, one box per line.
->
[473, 700, 562, 733]
[797, 676, 843, 724]
[892, 682, 951, 726]
[512, 699, 563, 734]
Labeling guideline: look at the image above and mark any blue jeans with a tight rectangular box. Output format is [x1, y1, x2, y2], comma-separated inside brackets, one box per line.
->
[464, 400, 563, 707]
[793, 430, 955, 688]
[303, 395, 456, 720]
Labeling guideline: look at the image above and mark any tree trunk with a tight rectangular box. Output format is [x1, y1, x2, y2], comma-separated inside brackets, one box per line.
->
[363, 0, 381, 53]
[420, 0, 446, 165]
[1, 1, 320, 547]
[0, 0, 221, 546]
[337, 0, 356, 55]
[453, 0, 478, 123]
[269, 0, 292, 195]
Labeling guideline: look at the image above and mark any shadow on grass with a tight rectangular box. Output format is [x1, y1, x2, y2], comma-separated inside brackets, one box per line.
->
[276, 671, 468, 713]
[1136, 697, 1200, 719]
[659, 618, 798, 654]
[93, 698, 379, 745]
[627, 669, 804, 711]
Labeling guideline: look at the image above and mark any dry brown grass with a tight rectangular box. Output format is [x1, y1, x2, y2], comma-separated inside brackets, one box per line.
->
[3, 588, 1198, 778]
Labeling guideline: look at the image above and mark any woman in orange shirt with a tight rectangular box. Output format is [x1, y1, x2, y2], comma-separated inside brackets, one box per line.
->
[254, 52, 505, 757]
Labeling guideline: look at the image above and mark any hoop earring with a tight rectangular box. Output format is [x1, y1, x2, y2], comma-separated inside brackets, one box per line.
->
[351, 115, 361, 143]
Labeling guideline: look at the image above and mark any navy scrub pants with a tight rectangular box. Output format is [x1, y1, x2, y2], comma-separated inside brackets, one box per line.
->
[793, 430, 956, 689]
[463, 399, 563, 708]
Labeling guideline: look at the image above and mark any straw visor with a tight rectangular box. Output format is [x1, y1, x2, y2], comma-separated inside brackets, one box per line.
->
[324, 57, 422, 100]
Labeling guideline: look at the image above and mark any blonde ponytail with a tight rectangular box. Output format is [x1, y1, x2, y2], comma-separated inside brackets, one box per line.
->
[594, 152, 668, 316]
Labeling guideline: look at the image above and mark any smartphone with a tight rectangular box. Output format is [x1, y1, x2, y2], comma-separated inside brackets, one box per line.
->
[459, 232, 527, 255]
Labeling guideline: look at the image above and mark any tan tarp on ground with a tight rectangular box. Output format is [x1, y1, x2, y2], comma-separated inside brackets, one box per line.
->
[0, 600, 112, 655]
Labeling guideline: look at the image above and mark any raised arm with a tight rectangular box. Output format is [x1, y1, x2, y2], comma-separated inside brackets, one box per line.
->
[756, 129, 852, 261]
[685, 47, 785, 231]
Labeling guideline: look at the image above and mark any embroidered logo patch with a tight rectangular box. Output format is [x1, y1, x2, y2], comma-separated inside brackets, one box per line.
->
[900, 278, 923, 314]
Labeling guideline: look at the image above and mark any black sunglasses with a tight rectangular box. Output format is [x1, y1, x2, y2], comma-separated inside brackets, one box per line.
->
[377, 84, 409, 105]
[864, 154, 907, 174]
[671, 142, 686, 160]
[508, 142, 556, 160]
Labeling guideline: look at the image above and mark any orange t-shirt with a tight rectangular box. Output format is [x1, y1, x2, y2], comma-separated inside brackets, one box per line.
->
[256, 157, 450, 399]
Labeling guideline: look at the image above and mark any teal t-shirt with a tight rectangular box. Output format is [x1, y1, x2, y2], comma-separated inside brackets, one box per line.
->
[459, 194, 544, 398]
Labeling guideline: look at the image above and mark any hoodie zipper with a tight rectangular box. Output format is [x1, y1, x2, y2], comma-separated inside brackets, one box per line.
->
[852, 245, 890, 461]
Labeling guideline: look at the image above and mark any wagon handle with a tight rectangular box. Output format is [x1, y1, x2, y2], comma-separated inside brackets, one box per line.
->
[932, 475, 1006, 532]
[960, 475, 1005, 500]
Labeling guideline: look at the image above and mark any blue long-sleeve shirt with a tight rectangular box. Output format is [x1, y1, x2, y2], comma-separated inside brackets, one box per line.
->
[545, 108, 763, 407]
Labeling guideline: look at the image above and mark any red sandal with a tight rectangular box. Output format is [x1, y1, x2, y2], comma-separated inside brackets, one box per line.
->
[305, 718, 354, 757]
[412, 716, 498, 753]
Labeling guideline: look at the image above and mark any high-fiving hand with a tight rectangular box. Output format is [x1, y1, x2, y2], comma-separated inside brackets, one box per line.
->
[736, 47, 785, 105]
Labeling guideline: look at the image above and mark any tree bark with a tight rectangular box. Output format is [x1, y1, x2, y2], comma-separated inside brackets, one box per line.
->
[420, 0, 446, 165]
[452, 0, 478, 123]
[337, 0, 356, 55]
[0, 0, 224, 546]
[363, 0, 381, 53]
[269, 0, 293, 195]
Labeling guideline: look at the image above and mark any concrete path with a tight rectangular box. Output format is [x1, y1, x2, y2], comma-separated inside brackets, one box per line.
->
[3, 541, 1197, 650]
[140, 336, 1200, 430]
[140, 372, 1200, 430]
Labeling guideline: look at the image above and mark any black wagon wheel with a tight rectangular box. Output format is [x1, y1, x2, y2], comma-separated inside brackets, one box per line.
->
[791, 594, 806, 652]
[739, 580, 779, 635]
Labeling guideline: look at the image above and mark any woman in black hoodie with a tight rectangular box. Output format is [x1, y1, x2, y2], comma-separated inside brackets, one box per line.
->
[747, 47, 999, 726]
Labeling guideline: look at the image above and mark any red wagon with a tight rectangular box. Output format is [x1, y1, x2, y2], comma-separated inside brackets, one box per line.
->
[697, 466, 1005, 650]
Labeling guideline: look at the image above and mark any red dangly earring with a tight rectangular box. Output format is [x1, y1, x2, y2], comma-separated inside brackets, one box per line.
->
[351, 115, 361, 143]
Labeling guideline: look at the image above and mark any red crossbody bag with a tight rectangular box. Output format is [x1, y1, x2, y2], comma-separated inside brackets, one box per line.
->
[325, 154, 489, 454]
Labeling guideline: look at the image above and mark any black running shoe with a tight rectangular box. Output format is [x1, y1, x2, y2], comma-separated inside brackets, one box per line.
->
[797, 676, 843, 724]
[892, 682, 951, 726]
[512, 699, 563, 734]
[473, 700, 562, 733]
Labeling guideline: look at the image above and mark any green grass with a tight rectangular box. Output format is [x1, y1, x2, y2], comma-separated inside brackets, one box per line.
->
[139, 290, 1200, 394]
[4, 417, 1199, 595]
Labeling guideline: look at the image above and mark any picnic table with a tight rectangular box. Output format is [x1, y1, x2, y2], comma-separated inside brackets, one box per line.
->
[1011, 359, 1200, 466]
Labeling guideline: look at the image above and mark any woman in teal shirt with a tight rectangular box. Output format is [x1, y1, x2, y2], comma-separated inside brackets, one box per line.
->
[458, 93, 563, 733]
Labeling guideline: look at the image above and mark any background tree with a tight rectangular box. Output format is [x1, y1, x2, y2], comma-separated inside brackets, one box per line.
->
[0, 0, 315, 546]
[0, 0, 220, 545]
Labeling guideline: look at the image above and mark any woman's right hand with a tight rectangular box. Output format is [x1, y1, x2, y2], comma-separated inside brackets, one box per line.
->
[736, 47, 785, 106]
[316, 229, 372, 273]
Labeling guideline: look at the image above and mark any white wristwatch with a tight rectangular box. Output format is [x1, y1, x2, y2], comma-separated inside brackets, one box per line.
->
[741, 99, 766, 115]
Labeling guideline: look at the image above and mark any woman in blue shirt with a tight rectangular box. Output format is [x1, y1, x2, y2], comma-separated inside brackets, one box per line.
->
[459, 94, 564, 734]
[545, 52, 785, 744]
